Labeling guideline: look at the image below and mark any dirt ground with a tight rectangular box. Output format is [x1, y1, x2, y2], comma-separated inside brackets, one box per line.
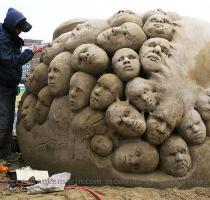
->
[1, 174, 210, 200]
[0, 160, 210, 200]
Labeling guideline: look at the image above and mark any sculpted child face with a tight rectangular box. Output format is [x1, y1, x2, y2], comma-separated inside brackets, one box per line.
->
[108, 9, 142, 27]
[42, 32, 70, 65]
[90, 74, 123, 110]
[139, 38, 172, 73]
[66, 20, 108, 52]
[196, 89, 210, 121]
[160, 136, 192, 177]
[179, 109, 206, 145]
[126, 77, 157, 112]
[106, 101, 146, 137]
[90, 135, 113, 157]
[112, 141, 159, 173]
[69, 72, 96, 112]
[146, 113, 173, 145]
[21, 95, 37, 131]
[112, 48, 140, 82]
[146, 98, 183, 145]
[28, 63, 48, 96]
[48, 52, 73, 97]
[143, 14, 174, 41]
[97, 22, 146, 53]
[71, 44, 109, 76]
[35, 87, 53, 125]
[143, 9, 167, 24]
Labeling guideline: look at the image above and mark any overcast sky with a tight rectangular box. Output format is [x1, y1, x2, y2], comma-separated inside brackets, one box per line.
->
[1, 0, 210, 43]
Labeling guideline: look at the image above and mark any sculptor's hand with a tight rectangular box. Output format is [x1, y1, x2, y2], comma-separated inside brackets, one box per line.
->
[32, 45, 43, 54]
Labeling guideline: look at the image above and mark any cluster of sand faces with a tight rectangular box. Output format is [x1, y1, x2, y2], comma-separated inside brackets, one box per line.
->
[17, 8, 210, 180]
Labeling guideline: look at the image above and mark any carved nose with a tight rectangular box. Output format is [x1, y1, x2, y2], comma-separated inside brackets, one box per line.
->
[157, 123, 167, 133]
[94, 87, 101, 95]
[48, 72, 54, 80]
[152, 46, 161, 55]
[70, 88, 76, 97]
[175, 152, 183, 162]
[192, 124, 199, 132]
[48, 42, 53, 47]
[156, 19, 164, 23]
[123, 59, 130, 65]
[80, 52, 89, 59]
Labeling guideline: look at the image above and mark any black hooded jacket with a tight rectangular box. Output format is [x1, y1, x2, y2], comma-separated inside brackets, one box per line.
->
[0, 8, 34, 87]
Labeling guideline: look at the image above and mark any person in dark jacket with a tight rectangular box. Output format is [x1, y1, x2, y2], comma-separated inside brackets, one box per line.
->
[0, 8, 42, 162]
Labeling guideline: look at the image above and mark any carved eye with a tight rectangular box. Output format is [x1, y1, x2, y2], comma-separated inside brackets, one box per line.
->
[76, 27, 80, 31]
[151, 18, 156, 22]
[103, 86, 109, 91]
[133, 95, 140, 101]
[118, 10, 124, 14]
[162, 48, 169, 55]
[163, 19, 170, 23]
[128, 55, 136, 59]
[180, 149, 186, 154]
[149, 43, 156, 47]
[124, 32, 127, 36]
[53, 68, 59, 73]
[169, 152, 176, 156]
[118, 57, 124, 62]
[195, 121, 200, 125]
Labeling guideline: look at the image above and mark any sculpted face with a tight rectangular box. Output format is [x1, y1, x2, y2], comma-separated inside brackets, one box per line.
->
[35, 86, 53, 125]
[66, 20, 108, 52]
[112, 48, 140, 82]
[90, 74, 123, 110]
[90, 135, 113, 157]
[160, 136, 192, 177]
[112, 141, 159, 173]
[143, 9, 167, 24]
[179, 109, 206, 145]
[196, 89, 210, 121]
[139, 38, 172, 73]
[108, 10, 142, 27]
[21, 95, 37, 131]
[48, 52, 73, 97]
[143, 14, 174, 41]
[97, 22, 146, 53]
[42, 32, 70, 65]
[28, 63, 48, 96]
[146, 114, 172, 145]
[69, 72, 96, 112]
[126, 77, 157, 112]
[146, 99, 183, 145]
[106, 101, 146, 137]
[71, 44, 109, 76]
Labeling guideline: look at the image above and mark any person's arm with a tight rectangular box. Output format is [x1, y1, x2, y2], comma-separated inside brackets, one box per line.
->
[0, 42, 42, 67]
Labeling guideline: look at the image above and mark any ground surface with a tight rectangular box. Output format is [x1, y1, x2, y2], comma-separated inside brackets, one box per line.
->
[1, 175, 210, 200]
[0, 160, 210, 200]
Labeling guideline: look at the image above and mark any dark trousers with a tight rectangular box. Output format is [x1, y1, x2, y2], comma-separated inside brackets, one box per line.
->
[0, 85, 16, 158]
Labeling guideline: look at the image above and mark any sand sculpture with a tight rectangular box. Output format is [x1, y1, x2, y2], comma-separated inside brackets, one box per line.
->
[17, 8, 210, 188]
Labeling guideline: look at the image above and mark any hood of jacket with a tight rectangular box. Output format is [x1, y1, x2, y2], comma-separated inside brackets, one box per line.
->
[3, 8, 26, 33]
